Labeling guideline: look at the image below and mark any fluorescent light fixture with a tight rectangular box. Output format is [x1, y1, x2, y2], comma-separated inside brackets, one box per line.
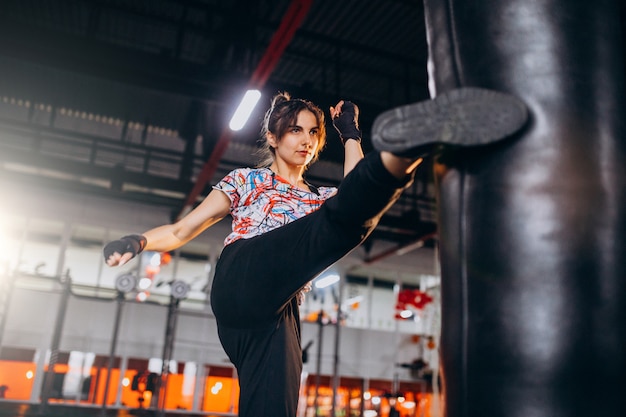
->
[229, 89, 262, 131]
[399, 309, 413, 319]
[138, 277, 153, 290]
[314, 272, 340, 289]
[401, 401, 416, 409]
[149, 252, 161, 266]
[342, 295, 363, 308]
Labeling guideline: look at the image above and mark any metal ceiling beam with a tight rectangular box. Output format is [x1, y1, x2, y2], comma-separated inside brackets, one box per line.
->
[0, 17, 237, 102]
[177, 0, 314, 218]
[364, 232, 437, 264]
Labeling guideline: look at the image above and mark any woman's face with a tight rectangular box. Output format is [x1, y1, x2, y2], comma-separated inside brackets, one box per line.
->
[269, 110, 320, 168]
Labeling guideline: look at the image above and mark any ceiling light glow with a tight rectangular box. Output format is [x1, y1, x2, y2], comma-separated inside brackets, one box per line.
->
[229, 90, 261, 131]
[315, 273, 340, 289]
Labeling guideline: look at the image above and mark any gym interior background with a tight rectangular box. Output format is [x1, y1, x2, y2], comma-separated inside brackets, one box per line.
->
[0, 1, 446, 416]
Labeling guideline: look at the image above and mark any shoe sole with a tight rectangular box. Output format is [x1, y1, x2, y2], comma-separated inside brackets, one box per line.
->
[372, 87, 528, 156]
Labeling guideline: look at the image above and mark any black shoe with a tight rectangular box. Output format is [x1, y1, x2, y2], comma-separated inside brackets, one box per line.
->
[372, 87, 528, 158]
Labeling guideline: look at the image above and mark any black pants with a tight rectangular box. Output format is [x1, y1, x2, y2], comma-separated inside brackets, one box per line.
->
[210, 152, 411, 417]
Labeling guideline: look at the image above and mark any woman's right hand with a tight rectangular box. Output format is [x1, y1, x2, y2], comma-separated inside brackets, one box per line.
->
[103, 234, 147, 266]
[330, 100, 362, 145]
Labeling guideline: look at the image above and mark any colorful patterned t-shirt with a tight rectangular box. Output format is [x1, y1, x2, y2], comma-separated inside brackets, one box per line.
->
[214, 168, 337, 245]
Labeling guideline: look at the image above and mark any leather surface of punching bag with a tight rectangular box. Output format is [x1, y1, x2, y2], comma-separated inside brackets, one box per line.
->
[422, 0, 626, 416]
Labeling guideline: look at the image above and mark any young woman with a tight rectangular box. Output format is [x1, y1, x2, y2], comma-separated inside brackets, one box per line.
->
[104, 89, 527, 417]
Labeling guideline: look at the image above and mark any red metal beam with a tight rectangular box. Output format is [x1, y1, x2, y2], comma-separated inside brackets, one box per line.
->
[178, 0, 314, 219]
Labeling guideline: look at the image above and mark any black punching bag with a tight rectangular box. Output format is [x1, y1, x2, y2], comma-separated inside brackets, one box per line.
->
[423, 0, 626, 416]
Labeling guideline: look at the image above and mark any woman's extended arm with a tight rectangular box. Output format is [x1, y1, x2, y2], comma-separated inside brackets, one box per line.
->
[343, 138, 364, 177]
[105, 188, 231, 266]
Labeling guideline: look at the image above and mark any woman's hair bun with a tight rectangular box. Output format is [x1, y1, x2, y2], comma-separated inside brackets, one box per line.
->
[271, 92, 291, 108]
